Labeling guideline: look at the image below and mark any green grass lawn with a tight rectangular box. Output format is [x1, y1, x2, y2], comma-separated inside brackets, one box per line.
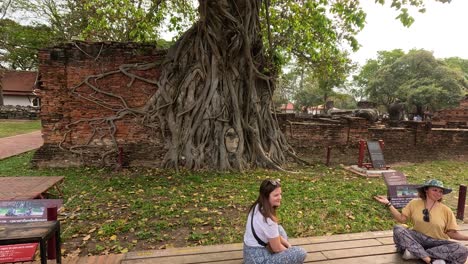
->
[0, 152, 466, 257]
[0, 120, 41, 138]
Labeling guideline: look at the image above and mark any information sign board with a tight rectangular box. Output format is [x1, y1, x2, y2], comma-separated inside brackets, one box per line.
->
[0, 199, 62, 263]
[388, 184, 420, 208]
[382, 171, 407, 186]
[0, 244, 38, 263]
[0, 199, 62, 224]
[366, 141, 386, 169]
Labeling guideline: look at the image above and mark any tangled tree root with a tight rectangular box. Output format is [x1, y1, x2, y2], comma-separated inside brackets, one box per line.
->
[60, 0, 303, 170]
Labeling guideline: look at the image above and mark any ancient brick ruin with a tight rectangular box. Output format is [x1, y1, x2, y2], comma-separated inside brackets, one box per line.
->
[32, 42, 468, 168]
[282, 116, 467, 165]
[432, 96, 468, 128]
[33, 42, 167, 167]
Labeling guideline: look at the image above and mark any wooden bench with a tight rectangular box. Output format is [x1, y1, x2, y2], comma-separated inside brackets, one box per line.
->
[0, 221, 61, 264]
[120, 224, 468, 264]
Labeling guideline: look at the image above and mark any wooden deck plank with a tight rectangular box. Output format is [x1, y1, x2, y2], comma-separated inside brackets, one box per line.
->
[123, 239, 383, 264]
[301, 238, 383, 252]
[125, 237, 383, 261]
[125, 226, 468, 261]
[125, 243, 244, 259]
[308, 253, 420, 264]
[377, 237, 395, 244]
[90, 224, 468, 264]
[322, 244, 397, 259]
[122, 251, 242, 264]
[292, 230, 393, 244]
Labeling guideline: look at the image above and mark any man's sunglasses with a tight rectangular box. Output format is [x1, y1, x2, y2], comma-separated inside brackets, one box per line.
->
[269, 179, 281, 186]
[422, 209, 430, 222]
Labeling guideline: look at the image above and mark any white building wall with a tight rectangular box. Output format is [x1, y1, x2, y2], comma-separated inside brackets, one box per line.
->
[3, 95, 33, 106]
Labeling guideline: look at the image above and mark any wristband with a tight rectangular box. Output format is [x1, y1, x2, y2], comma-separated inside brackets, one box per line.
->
[386, 202, 393, 207]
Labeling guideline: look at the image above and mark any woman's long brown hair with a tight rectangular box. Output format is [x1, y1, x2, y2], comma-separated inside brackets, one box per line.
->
[248, 179, 280, 223]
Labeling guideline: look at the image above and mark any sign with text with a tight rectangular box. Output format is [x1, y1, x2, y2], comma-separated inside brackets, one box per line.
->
[382, 171, 407, 186]
[388, 184, 420, 208]
[366, 141, 386, 169]
[0, 243, 38, 263]
[0, 199, 62, 224]
[0, 200, 62, 263]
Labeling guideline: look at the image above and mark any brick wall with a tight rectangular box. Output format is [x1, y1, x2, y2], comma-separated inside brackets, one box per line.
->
[432, 97, 468, 127]
[278, 114, 467, 166]
[32, 41, 167, 167]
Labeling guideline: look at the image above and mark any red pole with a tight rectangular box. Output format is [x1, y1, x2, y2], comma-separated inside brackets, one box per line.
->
[326, 146, 331, 166]
[457, 185, 467, 221]
[358, 140, 366, 167]
[47, 207, 58, 259]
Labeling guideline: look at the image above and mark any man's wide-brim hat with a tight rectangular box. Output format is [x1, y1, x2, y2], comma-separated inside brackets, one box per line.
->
[417, 179, 452, 195]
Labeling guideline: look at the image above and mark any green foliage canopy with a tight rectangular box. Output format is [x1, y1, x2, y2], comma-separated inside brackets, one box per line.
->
[2, 0, 452, 71]
[354, 49, 467, 114]
[0, 19, 54, 70]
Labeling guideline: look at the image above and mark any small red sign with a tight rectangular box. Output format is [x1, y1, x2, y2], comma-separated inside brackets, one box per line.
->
[0, 243, 37, 263]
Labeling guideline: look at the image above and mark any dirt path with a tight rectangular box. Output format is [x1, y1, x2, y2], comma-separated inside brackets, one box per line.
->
[0, 131, 43, 160]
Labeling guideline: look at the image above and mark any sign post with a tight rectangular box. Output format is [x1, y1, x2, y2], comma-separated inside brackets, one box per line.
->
[457, 185, 467, 221]
[47, 207, 58, 259]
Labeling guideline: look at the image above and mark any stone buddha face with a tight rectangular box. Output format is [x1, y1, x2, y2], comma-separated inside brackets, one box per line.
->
[224, 128, 239, 153]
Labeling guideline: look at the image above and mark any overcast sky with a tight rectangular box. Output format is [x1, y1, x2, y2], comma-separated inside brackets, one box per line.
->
[350, 0, 468, 66]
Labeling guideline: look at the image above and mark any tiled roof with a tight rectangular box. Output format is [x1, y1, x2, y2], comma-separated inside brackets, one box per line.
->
[1, 71, 37, 96]
[280, 103, 294, 110]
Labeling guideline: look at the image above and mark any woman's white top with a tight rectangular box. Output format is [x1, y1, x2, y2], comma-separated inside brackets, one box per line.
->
[243, 204, 279, 247]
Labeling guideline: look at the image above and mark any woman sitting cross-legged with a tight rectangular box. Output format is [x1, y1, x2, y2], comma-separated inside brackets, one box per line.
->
[374, 179, 468, 264]
[243, 179, 307, 264]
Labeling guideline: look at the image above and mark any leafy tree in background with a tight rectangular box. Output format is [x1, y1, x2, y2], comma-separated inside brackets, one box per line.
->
[402, 53, 467, 115]
[332, 92, 357, 109]
[352, 49, 405, 105]
[81, 0, 197, 42]
[356, 49, 466, 116]
[444, 57, 468, 81]
[4, 0, 195, 43]
[2, 0, 454, 170]
[290, 62, 356, 113]
[273, 65, 300, 107]
[0, 19, 54, 70]
[293, 79, 323, 113]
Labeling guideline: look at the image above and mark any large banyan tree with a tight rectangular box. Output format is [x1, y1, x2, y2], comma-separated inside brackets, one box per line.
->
[150, 1, 288, 170]
[32, 0, 449, 170]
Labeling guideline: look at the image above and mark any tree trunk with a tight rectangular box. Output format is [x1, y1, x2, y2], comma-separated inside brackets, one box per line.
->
[415, 105, 423, 117]
[142, 0, 292, 170]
